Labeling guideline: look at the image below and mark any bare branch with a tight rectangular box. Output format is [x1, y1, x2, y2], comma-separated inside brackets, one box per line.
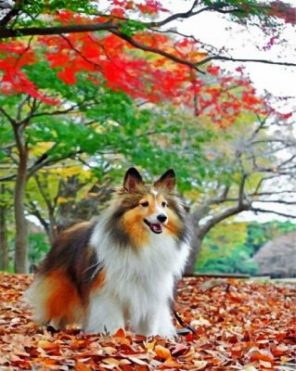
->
[251, 191, 296, 196]
[278, 154, 296, 169]
[197, 202, 249, 237]
[149, 1, 207, 28]
[251, 207, 296, 219]
[195, 55, 296, 68]
[26, 200, 49, 233]
[254, 199, 296, 205]
[0, 174, 16, 182]
[0, 1, 19, 27]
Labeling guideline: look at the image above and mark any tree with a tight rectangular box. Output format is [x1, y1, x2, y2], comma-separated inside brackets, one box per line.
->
[0, 184, 10, 270]
[0, 77, 163, 271]
[25, 164, 114, 242]
[197, 221, 259, 275]
[196, 220, 296, 275]
[183, 113, 296, 274]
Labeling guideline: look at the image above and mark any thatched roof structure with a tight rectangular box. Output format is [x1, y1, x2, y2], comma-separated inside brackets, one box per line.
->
[253, 231, 296, 278]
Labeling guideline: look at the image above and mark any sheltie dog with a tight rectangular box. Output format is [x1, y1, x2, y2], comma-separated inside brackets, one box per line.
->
[26, 168, 191, 337]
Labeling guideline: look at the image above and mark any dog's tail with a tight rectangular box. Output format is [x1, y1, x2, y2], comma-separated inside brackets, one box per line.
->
[24, 270, 84, 329]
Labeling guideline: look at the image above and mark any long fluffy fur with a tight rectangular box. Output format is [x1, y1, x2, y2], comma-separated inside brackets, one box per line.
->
[25, 168, 191, 337]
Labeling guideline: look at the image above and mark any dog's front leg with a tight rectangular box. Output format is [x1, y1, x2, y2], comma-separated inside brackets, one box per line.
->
[135, 302, 176, 338]
[85, 294, 124, 334]
[154, 303, 176, 338]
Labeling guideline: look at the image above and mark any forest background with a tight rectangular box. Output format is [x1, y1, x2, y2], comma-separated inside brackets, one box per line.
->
[0, 0, 295, 274]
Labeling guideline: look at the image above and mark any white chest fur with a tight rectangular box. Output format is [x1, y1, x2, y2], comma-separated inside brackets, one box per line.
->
[86, 222, 190, 336]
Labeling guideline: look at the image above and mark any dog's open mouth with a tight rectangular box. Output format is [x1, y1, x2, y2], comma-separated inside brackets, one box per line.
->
[144, 219, 163, 234]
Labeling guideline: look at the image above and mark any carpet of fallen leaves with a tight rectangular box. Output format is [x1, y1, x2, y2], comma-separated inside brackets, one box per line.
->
[0, 274, 295, 371]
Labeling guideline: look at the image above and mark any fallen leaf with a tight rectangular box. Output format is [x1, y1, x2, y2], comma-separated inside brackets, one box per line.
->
[154, 344, 172, 360]
[75, 361, 92, 371]
[193, 360, 207, 369]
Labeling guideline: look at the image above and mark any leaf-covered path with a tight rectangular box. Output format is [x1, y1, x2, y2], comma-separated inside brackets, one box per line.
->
[0, 274, 295, 370]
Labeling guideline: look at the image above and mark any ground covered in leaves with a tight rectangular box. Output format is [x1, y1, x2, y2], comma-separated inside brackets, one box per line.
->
[0, 274, 295, 371]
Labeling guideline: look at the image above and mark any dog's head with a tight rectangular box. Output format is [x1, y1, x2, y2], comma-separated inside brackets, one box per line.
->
[107, 168, 187, 248]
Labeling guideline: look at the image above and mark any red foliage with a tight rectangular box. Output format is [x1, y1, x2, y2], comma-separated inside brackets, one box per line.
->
[269, 1, 296, 24]
[0, 41, 58, 104]
[108, 0, 168, 16]
[0, 10, 286, 127]
[136, 0, 168, 15]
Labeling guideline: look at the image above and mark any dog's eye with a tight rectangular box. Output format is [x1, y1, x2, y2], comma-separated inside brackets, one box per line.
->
[140, 201, 149, 207]
[161, 201, 167, 208]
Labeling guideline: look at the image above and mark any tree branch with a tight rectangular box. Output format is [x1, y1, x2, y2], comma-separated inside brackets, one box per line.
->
[0, 21, 116, 38]
[26, 199, 49, 233]
[197, 202, 249, 237]
[254, 199, 296, 205]
[33, 174, 54, 214]
[60, 34, 104, 73]
[1, 19, 295, 70]
[0, 2, 19, 28]
[110, 30, 204, 73]
[0, 106, 17, 125]
[251, 190, 296, 196]
[0, 174, 17, 182]
[195, 55, 296, 68]
[251, 207, 296, 219]
[147, 2, 245, 28]
[148, 1, 206, 28]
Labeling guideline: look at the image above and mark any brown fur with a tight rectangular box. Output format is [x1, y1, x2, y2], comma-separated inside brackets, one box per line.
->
[42, 269, 83, 327]
[34, 221, 103, 326]
[39, 222, 100, 296]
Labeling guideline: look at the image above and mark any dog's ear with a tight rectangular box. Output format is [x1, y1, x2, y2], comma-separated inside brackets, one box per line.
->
[123, 167, 144, 192]
[154, 169, 176, 192]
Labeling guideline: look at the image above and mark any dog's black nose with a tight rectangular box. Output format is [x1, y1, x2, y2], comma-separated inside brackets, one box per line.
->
[157, 214, 167, 223]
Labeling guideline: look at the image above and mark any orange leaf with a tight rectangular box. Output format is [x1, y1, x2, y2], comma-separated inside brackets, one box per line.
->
[271, 345, 288, 357]
[75, 361, 92, 371]
[249, 349, 274, 363]
[155, 344, 172, 360]
[37, 340, 60, 351]
[114, 328, 126, 338]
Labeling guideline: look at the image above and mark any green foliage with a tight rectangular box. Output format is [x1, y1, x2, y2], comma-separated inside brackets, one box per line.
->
[245, 221, 296, 255]
[203, 0, 268, 17]
[15, 1, 97, 28]
[28, 232, 49, 266]
[199, 250, 258, 275]
[196, 220, 296, 275]
[119, 20, 147, 37]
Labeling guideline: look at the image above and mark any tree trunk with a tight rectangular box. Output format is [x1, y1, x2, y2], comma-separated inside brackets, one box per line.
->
[14, 128, 28, 273]
[48, 211, 58, 243]
[0, 185, 9, 270]
[184, 232, 204, 276]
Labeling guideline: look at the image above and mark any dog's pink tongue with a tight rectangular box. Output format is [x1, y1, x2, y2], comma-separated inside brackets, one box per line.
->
[151, 223, 162, 233]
